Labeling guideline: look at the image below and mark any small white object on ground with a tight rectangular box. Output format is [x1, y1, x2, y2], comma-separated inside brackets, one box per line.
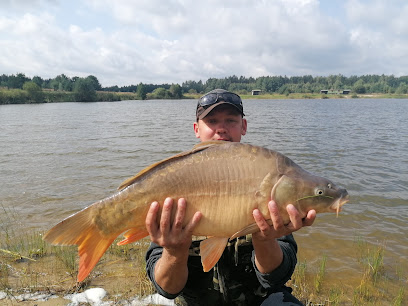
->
[65, 288, 108, 305]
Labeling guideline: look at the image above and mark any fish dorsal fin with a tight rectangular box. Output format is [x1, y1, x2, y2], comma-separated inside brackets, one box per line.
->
[192, 140, 227, 150]
[118, 142, 221, 190]
[200, 237, 229, 272]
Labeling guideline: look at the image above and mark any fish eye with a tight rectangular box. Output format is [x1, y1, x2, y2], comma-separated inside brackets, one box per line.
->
[315, 189, 324, 195]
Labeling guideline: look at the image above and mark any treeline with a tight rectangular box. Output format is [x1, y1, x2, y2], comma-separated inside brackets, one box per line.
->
[0, 74, 103, 104]
[97, 74, 408, 95]
[0, 73, 184, 104]
[181, 74, 408, 95]
[1, 73, 408, 104]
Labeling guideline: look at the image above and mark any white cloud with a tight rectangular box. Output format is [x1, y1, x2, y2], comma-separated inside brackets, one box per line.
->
[344, 0, 408, 75]
[0, 0, 407, 86]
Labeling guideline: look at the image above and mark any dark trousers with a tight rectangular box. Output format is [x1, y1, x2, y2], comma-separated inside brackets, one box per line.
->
[261, 287, 303, 306]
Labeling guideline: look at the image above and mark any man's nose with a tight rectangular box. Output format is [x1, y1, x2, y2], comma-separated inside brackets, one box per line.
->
[215, 122, 227, 132]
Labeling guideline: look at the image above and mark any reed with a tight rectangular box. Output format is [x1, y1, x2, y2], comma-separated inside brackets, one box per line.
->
[0, 261, 11, 290]
[288, 237, 406, 305]
[53, 246, 78, 279]
[292, 260, 308, 296]
[328, 287, 343, 306]
[354, 236, 385, 283]
[393, 287, 405, 306]
[314, 254, 327, 294]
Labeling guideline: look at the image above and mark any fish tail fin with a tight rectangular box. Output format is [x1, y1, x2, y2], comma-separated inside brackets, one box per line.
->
[43, 207, 118, 282]
[77, 234, 115, 282]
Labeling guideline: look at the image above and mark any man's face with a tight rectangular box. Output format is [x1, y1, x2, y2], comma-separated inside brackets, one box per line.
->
[194, 105, 247, 142]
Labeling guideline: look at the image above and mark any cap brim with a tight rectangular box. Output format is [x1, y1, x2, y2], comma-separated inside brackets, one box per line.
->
[197, 101, 244, 120]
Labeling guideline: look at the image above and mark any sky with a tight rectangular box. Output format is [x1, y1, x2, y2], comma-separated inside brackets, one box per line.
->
[1, 0, 407, 87]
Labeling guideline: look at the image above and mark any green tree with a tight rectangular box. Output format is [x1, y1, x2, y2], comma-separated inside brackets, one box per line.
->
[326, 75, 337, 89]
[32, 76, 44, 88]
[151, 87, 167, 99]
[104, 85, 119, 92]
[8, 73, 30, 89]
[50, 74, 73, 91]
[169, 84, 182, 98]
[0, 74, 9, 87]
[137, 83, 147, 100]
[395, 83, 408, 94]
[353, 79, 366, 94]
[73, 77, 97, 102]
[23, 81, 44, 103]
[86, 75, 102, 91]
[333, 75, 345, 90]
[182, 80, 203, 93]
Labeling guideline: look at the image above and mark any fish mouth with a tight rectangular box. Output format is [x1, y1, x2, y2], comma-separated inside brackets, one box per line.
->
[331, 192, 350, 217]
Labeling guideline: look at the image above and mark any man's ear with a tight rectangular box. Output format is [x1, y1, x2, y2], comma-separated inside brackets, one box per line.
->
[241, 118, 247, 136]
[193, 121, 200, 139]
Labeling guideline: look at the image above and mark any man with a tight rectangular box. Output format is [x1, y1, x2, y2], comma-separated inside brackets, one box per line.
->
[145, 89, 316, 305]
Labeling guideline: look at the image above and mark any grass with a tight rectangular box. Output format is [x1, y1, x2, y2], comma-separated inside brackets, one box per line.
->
[0, 208, 406, 304]
[314, 255, 327, 294]
[0, 235, 154, 300]
[286, 237, 406, 305]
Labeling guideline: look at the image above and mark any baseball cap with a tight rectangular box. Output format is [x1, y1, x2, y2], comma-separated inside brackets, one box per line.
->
[196, 89, 245, 120]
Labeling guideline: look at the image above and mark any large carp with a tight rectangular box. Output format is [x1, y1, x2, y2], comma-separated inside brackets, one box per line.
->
[44, 141, 349, 282]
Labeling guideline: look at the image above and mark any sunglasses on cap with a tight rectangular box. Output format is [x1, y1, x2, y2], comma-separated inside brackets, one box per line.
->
[198, 92, 243, 108]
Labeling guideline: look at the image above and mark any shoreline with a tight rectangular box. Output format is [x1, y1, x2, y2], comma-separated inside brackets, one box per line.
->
[1, 91, 408, 105]
[0, 289, 175, 305]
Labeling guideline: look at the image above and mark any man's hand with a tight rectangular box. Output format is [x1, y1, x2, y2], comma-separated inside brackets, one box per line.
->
[146, 197, 202, 254]
[251, 200, 316, 273]
[252, 200, 316, 241]
[145, 197, 202, 294]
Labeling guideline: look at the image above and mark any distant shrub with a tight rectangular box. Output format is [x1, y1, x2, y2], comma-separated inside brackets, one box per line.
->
[96, 92, 120, 102]
[43, 91, 75, 102]
[0, 89, 29, 104]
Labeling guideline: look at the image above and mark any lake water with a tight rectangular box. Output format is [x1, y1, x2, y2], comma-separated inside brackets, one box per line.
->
[1, 98, 407, 289]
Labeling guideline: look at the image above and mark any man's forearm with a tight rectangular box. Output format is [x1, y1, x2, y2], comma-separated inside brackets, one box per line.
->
[154, 249, 189, 294]
[252, 238, 283, 274]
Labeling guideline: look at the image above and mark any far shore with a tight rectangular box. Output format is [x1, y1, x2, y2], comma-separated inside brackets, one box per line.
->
[1, 89, 408, 105]
[185, 92, 408, 100]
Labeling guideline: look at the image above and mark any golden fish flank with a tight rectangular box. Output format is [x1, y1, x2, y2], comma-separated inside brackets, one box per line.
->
[43, 141, 349, 282]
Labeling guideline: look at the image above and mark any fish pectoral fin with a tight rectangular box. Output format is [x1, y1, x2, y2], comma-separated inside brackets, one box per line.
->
[256, 172, 275, 199]
[117, 228, 149, 246]
[200, 237, 229, 272]
[230, 223, 260, 240]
